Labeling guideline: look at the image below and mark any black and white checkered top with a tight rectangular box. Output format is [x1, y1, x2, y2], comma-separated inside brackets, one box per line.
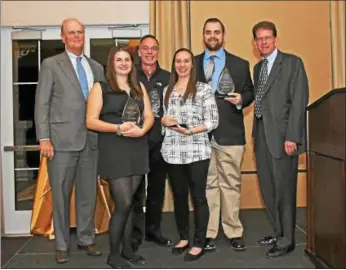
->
[161, 82, 219, 164]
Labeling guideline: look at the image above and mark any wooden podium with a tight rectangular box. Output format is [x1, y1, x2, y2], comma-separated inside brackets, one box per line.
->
[305, 88, 346, 268]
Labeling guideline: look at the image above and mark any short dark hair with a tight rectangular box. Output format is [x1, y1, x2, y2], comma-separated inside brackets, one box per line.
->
[140, 34, 159, 46]
[252, 21, 277, 39]
[203, 18, 225, 34]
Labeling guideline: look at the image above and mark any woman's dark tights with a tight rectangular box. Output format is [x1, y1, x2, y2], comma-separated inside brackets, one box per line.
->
[108, 175, 142, 259]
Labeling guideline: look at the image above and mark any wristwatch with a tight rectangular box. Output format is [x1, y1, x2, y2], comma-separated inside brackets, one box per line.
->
[188, 129, 193, 135]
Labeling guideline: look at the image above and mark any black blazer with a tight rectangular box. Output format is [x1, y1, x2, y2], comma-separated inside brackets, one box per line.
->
[195, 50, 254, 145]
[252, 50, 309, 158]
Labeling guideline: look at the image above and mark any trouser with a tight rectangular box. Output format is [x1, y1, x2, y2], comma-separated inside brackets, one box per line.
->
[254, 118, 298, 248]
[206, 141, 244, 239]
[168, 159, 210, 248]
[47, 140, 98, 251]
[132, 140, 168, 244]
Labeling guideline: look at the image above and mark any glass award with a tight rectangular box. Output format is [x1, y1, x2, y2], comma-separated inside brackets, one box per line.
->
[149, 87, 161, 118]
[167, 95, 188, 129]
[122, 97, 141, 126]
[215, 68, 236, 99]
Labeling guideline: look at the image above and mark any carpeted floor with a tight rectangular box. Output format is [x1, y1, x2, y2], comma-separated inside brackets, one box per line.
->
[1, 208, 314, 269]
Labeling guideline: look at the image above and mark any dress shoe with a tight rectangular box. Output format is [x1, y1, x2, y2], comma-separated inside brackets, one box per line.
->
[107, 255, 131, 269]
[77, 243, 102, 256]
[265, 244, 295, 258]
[122, 254, 146, 266]
[145, 234, 173, 247]
[184, 249, 204, 261]
[228, 237, 246, 251]
[172, 244, 189, 255]
[204, 238, 216, 251]
[55, 250, 68, 264]
[258, 236, 276, 246]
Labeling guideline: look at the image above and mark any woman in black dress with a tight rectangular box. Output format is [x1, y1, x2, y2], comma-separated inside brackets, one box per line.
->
[86, 46, 154, 268]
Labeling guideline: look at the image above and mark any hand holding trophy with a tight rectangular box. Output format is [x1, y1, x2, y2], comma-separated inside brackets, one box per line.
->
[120, 96, 144, 138]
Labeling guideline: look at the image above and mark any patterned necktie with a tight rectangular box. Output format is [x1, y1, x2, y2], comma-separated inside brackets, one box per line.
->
[254, 59, 269, 118]
[205, 55, 215, 86]
[76, 56, 89, 100]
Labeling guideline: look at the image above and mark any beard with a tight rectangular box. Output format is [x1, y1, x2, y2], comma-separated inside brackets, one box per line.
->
[204, 38, 223, 51]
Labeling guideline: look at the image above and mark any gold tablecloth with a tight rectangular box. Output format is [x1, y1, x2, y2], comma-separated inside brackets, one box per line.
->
[30, 157, 114, 240]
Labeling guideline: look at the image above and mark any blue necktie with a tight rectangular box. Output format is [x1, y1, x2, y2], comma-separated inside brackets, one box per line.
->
[76, 57, 89, 99]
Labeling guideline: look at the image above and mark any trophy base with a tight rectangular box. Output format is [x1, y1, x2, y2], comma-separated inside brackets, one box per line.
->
[167, 123, 189, 129]
[215, 93, 237, 99]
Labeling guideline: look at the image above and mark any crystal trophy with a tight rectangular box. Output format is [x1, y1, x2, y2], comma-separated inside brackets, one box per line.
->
[122, 97, 141, 126]
[149, 87, 161, 118]
[167, 95, 188, 129]
[215, 68, 236, 99]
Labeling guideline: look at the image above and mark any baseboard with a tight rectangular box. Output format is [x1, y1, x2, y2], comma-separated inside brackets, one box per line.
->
[304, 248, 330, 268]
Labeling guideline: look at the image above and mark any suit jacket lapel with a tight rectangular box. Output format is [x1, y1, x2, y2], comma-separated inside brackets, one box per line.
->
[57, 51, 83, 94]
[85, 57, 97, 82]
[262, 50, 283, 97]
[254, 63, 261, 86]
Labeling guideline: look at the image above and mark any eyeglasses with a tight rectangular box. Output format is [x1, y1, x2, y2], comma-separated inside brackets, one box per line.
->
[140, 46, 159, 52]
[255, 36, 275, 42]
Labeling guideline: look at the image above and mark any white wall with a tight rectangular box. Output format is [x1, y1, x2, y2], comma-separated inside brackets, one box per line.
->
[1, 1, 149, 26]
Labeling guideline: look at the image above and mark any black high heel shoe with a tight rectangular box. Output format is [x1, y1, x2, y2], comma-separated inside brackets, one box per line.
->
[172, 244, 189, 255]
[184, 248, 204, 261]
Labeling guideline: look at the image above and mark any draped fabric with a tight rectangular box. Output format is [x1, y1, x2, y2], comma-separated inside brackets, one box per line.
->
[30, 157, 114, 239]
[330, 0, 346, 88]
[149, 0, 190, 70]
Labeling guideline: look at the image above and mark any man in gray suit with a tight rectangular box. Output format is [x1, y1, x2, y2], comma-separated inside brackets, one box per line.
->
[35, 18, 105, 263]
[251, 21, 309, 258]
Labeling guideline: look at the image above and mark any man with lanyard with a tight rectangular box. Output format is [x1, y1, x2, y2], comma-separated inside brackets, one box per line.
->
[131, 34, 173, 251]
[195, 18, 254, 252]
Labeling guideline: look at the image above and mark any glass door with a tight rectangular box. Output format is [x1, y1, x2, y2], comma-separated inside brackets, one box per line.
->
[1, 25, 148, 235]
[1, 27, 64, 235]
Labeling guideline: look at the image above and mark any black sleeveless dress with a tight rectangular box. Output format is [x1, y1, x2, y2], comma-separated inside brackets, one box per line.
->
[98, 82, 149, 179]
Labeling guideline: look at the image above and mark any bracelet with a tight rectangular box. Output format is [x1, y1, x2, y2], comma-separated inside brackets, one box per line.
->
[188, 129, 193, 135]
[116, 124, 122, 136]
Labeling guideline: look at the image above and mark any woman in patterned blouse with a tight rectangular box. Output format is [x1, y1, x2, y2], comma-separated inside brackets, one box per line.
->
[161, 48, 219, 261]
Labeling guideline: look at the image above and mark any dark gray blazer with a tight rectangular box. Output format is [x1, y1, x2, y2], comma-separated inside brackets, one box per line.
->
[35, 51, 105, 151]
[252, 50, 309, 158]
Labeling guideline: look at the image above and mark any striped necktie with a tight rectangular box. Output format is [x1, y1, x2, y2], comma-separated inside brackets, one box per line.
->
[205, 55, 215, 86]
[254, 59, 269, 118]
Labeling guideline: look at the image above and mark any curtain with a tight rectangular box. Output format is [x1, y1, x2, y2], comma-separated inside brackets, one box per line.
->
[150, 0, 190, 70]
[330, 0, 346, 88]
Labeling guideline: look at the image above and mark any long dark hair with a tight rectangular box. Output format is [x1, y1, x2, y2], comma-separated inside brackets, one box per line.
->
[106, 46, 143, 98]
[164, 48, 197, 108]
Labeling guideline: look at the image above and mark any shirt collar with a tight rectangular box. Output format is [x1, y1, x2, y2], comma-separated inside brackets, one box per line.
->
[136, 61, 162, 77]
[262, 48, 278, 64]
[66, 49, 84, 61]
[204, 48, 225, 60]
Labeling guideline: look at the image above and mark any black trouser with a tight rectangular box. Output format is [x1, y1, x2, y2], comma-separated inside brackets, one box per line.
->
[168, 159, 210, 248]
[108, 175, 142, 258]
[254, 118, 298, 249]
[132, 140, 168, 244]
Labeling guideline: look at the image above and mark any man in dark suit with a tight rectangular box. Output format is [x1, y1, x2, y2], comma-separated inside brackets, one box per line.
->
[195, 18, 254, 252]
[131, 35, 173, 251]
[35, 18, 105, 263]
[252, 21, 309, 258]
